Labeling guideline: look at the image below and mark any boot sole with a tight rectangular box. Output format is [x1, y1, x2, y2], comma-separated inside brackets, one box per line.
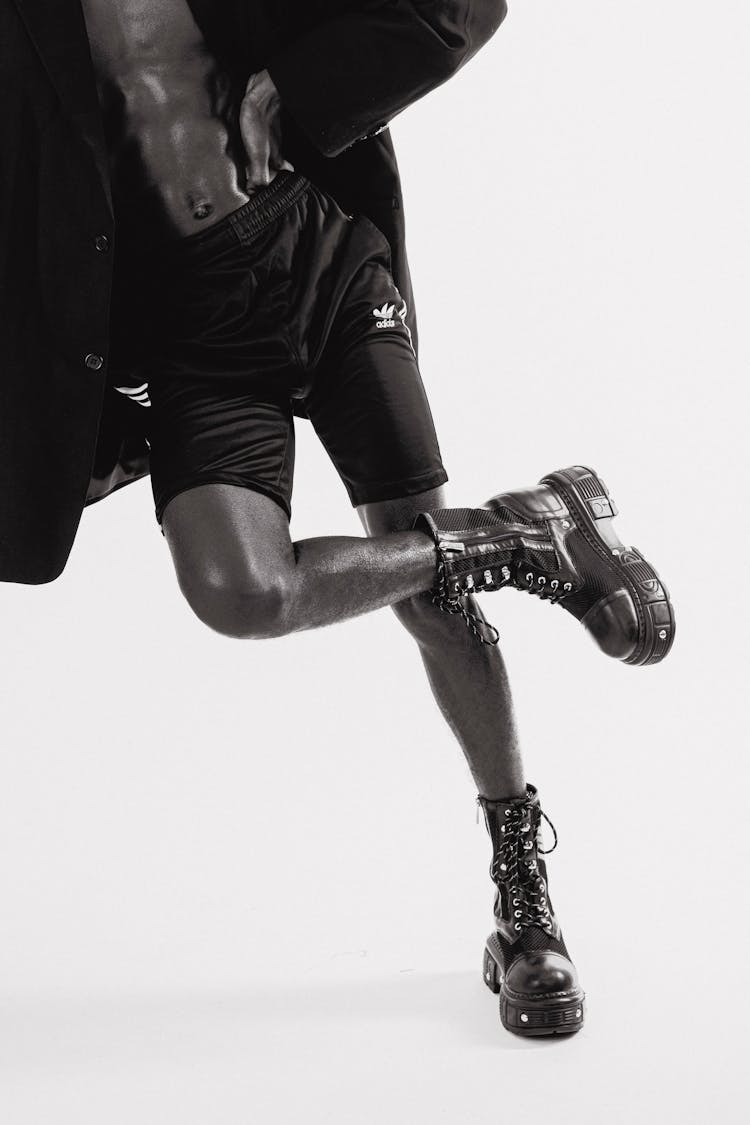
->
[540, 465, 675, 667]
[483, 933, 585, 1038]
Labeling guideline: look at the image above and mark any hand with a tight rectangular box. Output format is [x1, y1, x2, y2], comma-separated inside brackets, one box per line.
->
[240, 69, 294, 191]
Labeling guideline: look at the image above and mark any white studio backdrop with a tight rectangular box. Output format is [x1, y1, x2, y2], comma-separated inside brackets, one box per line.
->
[1, 2, 747, 1123]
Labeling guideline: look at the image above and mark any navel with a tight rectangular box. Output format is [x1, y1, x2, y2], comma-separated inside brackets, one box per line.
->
[186, 192, 214, 221]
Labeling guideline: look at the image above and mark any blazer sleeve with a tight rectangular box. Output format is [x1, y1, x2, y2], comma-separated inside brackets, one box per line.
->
[266, 1, 508, 157]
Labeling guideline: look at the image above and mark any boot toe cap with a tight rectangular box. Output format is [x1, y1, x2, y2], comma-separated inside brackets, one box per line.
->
[505, 952, 580, 998]
[581, 589, 640, 660]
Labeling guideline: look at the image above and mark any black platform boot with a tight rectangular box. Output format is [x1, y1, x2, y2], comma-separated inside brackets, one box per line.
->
[412, 464, 675, 666]
[478, 784, 585, 1037]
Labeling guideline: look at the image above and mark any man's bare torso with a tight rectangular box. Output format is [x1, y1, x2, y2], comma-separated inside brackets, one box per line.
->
[80, 0, 253, 238]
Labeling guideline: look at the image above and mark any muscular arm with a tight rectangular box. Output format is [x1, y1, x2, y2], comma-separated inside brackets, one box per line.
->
[262, 1, 509, 157]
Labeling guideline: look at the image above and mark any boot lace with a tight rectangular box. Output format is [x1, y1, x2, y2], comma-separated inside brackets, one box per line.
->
[520, 570, 573, 604]
[489, 802, 559, 936]
[431, 546, 575, 648]
[429, 547, 509, 646]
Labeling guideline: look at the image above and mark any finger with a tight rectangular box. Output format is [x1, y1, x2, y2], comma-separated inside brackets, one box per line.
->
[241, 115, 272, 186]
[247, 146, 272, 189]
[268, 125, 286, 174]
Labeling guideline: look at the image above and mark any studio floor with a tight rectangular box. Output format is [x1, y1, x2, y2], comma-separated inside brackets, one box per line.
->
[1, 953, 742, 1124]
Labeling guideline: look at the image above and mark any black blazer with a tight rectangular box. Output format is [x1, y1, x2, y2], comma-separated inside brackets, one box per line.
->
[0, 0, 507, 583]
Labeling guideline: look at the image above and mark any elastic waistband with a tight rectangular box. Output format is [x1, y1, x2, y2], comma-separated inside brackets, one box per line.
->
[164, 171, 310, 260]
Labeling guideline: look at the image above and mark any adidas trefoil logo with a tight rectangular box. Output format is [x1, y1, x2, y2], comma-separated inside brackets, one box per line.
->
[372, 299, 415, 355]
[114, 381, 151, 407]
[373, 303, 397, 328]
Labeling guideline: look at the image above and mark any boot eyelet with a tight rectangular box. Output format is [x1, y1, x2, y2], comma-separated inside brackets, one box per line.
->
[514, 923, 522, 932]
[514, 910, 522, 918]
[512, 898, 520, 906]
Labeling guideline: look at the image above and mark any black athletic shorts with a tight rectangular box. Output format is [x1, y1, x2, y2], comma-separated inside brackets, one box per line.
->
[107, 171, 448, 525]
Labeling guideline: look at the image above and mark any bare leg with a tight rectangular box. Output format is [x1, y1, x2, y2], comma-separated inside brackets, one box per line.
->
[163, 482, 524, 797]
[357, 487, 525, 799]
[162, 482, 437, 634]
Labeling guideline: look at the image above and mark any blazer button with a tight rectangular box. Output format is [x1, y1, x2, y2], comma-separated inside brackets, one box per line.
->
[85, 353, 104, 371]
[94, 234, 110, 252]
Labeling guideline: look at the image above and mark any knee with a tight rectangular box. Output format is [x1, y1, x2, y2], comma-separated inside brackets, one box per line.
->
[179, 569, 295, 639]
[393, 590, 496, 650]
[391, 590, 453, 646]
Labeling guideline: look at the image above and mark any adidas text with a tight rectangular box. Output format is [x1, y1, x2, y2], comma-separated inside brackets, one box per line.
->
[373, 303, 396, 329]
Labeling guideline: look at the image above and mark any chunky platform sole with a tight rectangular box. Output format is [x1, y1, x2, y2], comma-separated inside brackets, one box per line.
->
[540, 465, 675, 666]
[483, 933, 585, 1038]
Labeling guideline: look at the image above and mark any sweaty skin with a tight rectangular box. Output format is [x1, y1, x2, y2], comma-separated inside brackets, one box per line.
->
[80, 0, 276, 238]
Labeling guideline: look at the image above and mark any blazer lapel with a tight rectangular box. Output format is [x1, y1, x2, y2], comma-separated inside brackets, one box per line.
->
[12, 0, 112, 211]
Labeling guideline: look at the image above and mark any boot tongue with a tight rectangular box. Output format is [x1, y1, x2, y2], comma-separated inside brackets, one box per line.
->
[500, 806, 552, 927]
[479, 785, 545, 865]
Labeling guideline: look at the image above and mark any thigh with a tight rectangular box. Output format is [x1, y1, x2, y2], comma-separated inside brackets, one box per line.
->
[303, 258, 449, 510]
[146, 376, 296, 527]
[162, 480, 295, 598]
[357, 484, 449, 535]
[161, 481, 297, 640]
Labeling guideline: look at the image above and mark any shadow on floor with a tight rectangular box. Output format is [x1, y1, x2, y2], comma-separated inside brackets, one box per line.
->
[1, 970, 561, 1071]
